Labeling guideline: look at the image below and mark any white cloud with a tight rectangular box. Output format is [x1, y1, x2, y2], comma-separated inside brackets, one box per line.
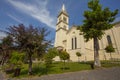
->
[7, 14, 23, 23]
[7, 0, 55, 29]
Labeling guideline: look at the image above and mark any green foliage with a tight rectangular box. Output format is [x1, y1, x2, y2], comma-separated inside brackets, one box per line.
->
[47, 48, 58, 59]
[59, 51, 70, 69]
[44, 53, 52, 65]
[44, 48, 58, 72]
[105, 45, 115, 53]
[76, 52, 81, 57]
[9, 51, 25, 67]
[78, 0, 118, 67]
[59, 51, 70, 61]
[79, 0, 118, 42]
[76, 52, 82, 62]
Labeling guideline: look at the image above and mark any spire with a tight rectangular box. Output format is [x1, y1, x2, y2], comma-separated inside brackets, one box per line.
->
[61, 4, 68, 15]
[58, 4, 68, 17]
[62, 4, 65, 11]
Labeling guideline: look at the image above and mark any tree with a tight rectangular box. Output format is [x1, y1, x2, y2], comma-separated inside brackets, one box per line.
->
[78, 0, 118, 67]
[44, 48, 58, 72]
[0, 35, 13, 65]
[45, 48, 58, 66]
[76, 52, 81, 62]
[44, 53, 53, 74]
[105, 44, 115, 60]
[7, 24, 50, 75]
[9, 51, 25, 76]
[59, 51, 70, 69]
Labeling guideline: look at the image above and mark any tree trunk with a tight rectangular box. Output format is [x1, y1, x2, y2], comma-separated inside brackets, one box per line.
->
[14, 67, 21, 77]
[28, 53, 32, 75]
[1, 56, 5, 65]
[78, 57, 80, 62]
[64, 60, 65, 69]
[104, 53, 107, 61]
[94, 37, 101, 67]
[110, 52, 112, 60]
[78, 57, 79, 62]
[0, 51, 6, 66]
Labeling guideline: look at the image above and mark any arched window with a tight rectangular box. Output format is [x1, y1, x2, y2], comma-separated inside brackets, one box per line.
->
[107, 35, 112, 45]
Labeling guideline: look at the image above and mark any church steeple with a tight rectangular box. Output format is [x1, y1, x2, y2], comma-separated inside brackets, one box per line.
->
[56, 4, 69, 31]
[54, 4, 69, 48]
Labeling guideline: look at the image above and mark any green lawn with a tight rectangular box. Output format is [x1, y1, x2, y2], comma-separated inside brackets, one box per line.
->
[101, 60, 120, 67]
[19, 62, 91, 78]
[6, 61, 120, 78]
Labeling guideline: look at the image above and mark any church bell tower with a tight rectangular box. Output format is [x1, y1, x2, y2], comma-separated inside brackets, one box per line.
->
[54, 4, 69, 49]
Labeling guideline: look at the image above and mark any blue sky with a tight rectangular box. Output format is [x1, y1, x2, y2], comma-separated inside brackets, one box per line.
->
[0, 0, 120, 43]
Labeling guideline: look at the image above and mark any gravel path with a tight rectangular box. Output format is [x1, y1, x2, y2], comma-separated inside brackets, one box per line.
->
[11, 67, 120, 80]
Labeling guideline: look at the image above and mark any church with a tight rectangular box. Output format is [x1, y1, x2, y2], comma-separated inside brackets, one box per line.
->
[54, 4, 120, 61]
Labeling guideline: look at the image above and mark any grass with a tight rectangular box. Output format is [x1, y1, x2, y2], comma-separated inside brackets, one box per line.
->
[17, 62, 91, 78]
[5, 61, 120, 78]
[101, 60, 120, 68]
[12, 62, 91, 78]
[47, 62, 91, 74]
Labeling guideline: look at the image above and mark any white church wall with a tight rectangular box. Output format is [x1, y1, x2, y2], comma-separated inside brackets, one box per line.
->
[54, 29, 67, 48]
[112, 25, 120, 54]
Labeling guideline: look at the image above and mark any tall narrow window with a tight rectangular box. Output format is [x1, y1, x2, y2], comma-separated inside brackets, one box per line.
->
[72, 38, 73, 49]
[75, 37, 77, 49]
[71, 37, 77, 50]
[107, 35, 112, 45]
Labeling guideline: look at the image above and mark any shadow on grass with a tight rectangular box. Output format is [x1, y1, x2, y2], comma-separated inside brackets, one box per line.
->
[32, 65, 47, 76]
[60, 67, 70, 70]
[20, 69, 28, 77]
[20, 65, 47, 77]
